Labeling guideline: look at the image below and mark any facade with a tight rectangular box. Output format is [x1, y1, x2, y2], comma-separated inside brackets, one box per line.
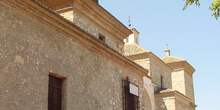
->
[0, 0, 196, 110]
[124, 29, 197, 110]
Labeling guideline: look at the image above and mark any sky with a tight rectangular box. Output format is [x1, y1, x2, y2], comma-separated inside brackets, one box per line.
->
[100, 0, 220, 110]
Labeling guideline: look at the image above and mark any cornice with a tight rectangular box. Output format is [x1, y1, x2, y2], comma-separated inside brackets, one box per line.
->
[149, 53, 173, 72]
[37, 0, 73, 10]
[167, 61, 195, 77]
[37, 0, 132, 39]
[126, 52, 150, 61]
[189, 102, 197, 107]
[155, 90, 197, 107]
[183, 61, 195, 76]
[56, 0, 132, 41]
[127, 52, 173, 72]
[84, 0, 132, 38]
[2, 0, 150, 79]
[129, 28, 140, 34]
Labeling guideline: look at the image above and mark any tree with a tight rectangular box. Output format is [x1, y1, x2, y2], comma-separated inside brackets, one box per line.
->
[184, 0, 220, 20]
[183, 0, 200, 10]
[209, 0, 220, 19]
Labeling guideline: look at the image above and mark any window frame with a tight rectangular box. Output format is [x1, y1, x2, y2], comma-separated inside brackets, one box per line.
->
[122, 80, 140, 110]
[48, 73, 66, 110]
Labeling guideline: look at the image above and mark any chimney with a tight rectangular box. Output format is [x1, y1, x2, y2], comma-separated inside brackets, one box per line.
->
[93, 0, 99, 4]
[165, 44, 170, 57]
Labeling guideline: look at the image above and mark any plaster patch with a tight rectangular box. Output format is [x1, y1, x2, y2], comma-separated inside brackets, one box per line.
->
[15, 55, 24, 64]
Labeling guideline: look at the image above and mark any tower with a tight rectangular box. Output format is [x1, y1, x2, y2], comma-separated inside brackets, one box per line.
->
[161, 45, 196, 102]
[124, 28, 140, 45]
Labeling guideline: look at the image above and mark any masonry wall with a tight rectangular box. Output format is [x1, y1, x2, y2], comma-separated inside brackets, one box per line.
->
[134, 58, 150, 75]
[0, 1, 147, 110]
[172, 70, 185, 95]
[133, 57, 172, 92]
[58, 9, 124, 54]
[184, 72, 195, 102]
[172, 70, 195, 102]
[155, 95, 196, 110]
[149, 59, 172, 91]
[155, 96, 175, 110]
[175, 98, 195, 110]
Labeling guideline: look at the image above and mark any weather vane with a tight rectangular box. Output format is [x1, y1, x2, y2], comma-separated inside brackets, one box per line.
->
[128, 15, 131, 28]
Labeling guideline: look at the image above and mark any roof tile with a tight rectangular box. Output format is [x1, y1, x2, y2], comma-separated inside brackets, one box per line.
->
[124, 43, 150, 56]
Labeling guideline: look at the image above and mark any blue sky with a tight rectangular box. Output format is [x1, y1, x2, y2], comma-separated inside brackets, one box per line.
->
[100, 0, 220, 110]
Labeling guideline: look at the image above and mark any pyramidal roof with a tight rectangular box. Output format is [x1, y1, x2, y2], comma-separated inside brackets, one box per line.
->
[161, 56, 185, 64]
[124, 43, 150, 56]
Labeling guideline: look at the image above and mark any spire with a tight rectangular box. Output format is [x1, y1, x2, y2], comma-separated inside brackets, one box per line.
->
[165, 44, 170, 57]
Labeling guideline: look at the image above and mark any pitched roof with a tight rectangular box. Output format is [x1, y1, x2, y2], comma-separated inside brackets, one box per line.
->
[161, 56, 185, 63]
[124, 43, 150, 56]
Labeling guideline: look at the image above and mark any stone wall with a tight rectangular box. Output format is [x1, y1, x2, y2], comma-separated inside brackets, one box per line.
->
[155, 95, 195, 110]
[184, 72, 195, 102]
[58, 9, 124, 54]
[175, 98, 195, 110]
[172, 70, 195, 102]
[134, 58, 150, 75]
[172, 70, 185, 95]
[155, 97, 175, 110]
[132, 56, 172, 92]
[0, 1, 148, 110]
[149, 59, 172, 91]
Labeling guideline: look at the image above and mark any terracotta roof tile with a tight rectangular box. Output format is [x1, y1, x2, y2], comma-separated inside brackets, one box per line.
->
[161, 56, 185, 63]
[124, 43, 150, 56]
[158, 89, 175, 93]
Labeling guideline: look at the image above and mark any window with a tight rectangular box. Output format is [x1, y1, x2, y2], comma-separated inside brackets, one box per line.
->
[122, 80, 140, 110]
[48, 75, 63, 110]
[160, 75, 163, 88]
[99, 34, 105, 43]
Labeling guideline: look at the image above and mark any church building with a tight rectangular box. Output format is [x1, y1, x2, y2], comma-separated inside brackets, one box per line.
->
[0, 0, 196, 110]
[124, 28, 196, 110]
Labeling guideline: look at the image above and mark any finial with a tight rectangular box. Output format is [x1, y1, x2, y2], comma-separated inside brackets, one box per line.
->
[165, 44, 170, 57]
[166, 44, 168, 49]
[128, 15, 131, 28]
